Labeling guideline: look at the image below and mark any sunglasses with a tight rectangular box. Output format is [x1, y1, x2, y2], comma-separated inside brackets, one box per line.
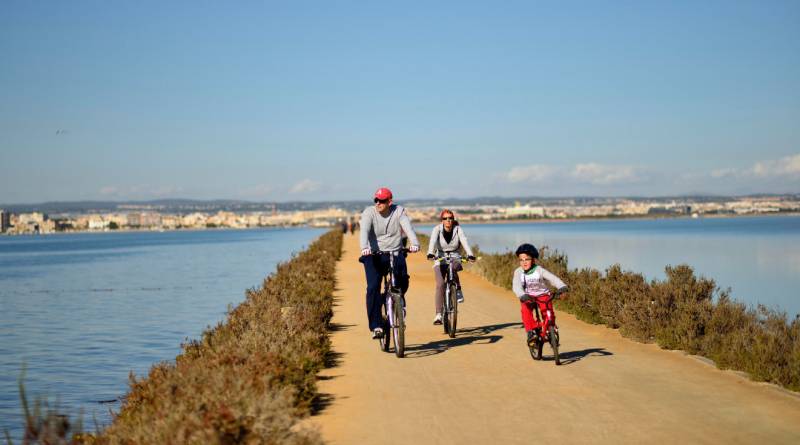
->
[374, 198, 389, 204]
[442, 216, 454, 221]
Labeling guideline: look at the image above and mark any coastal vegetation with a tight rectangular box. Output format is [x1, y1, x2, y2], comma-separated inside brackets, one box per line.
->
[466, 241, 800, 392]
[11, 229, 342, 444]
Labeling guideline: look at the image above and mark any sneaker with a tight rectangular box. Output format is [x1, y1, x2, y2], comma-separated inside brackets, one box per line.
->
[526, 330, 537, 344]
[372, 327, 384, 339]
[456, 289, 465, 303]
[433, 313, 443, 325]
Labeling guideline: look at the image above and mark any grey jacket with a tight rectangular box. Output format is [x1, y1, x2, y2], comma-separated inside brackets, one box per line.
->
[427, 224, 474, 257]
[512, 265, 567, 300]
[360, 204, 420, 252]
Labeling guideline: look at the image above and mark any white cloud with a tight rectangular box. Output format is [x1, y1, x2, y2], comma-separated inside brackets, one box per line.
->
[570, 163, 641, 185]
[504, 163, 643, 186]
[710, 168, 738, 179]
[506, 165, 557, 183]
[708, 153, 800, 181]
[750, 153, 800, 178]
[289, 179, 320, 194]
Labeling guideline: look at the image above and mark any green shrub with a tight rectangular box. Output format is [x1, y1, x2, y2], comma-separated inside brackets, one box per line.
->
[12, 230, 343, 444]
[470, 243, 800, 392]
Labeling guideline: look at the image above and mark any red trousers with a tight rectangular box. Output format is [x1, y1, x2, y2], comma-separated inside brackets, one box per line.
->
[520, 298, 552, 331]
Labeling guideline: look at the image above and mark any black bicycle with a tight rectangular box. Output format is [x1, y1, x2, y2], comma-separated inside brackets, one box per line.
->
[375, 250, 407, 358]
[432, 252, 470, 338]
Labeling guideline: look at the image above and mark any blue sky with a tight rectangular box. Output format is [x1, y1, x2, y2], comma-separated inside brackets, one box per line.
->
[1, 1, 798, 203]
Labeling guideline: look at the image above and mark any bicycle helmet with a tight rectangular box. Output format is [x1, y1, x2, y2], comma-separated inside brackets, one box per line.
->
[515, 243, 539, 259]
[374, 187, 393, 201]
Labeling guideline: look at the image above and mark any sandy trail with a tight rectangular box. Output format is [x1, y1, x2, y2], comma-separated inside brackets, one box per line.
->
[309, 233, 800, 444]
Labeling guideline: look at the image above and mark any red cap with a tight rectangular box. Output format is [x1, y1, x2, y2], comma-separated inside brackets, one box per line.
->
[374, 187, 393, 200]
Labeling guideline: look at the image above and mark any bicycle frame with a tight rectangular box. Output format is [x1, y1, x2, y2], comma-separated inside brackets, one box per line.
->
[532, 293, 557, 339]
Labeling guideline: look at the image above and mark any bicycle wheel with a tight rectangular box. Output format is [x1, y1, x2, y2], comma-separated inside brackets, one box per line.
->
[392, 294, 405, 358]
[528, 335, 543, 360]
[549, 325, 560, 365]
[447, 282, 458, 338]
[442, 287, 450, 335]
[379, 298, 390, 352]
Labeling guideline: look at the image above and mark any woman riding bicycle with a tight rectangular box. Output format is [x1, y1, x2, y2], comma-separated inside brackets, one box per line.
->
[426, 209, 475, 325]
[359, 187, 420, 339]
[512, 243, 568, 344]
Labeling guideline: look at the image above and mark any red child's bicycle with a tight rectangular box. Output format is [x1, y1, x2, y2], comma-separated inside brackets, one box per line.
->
[527, 288, 565, 365]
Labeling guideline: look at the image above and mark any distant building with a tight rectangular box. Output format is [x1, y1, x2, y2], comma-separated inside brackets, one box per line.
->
[0, 209, 9, 232]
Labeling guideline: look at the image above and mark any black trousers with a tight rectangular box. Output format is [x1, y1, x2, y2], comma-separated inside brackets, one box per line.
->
[360, 252, 409, 331]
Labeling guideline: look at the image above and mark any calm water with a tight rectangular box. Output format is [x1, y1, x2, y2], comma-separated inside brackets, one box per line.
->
[433, 215, 799, 317]
[0, 228, 324, 437]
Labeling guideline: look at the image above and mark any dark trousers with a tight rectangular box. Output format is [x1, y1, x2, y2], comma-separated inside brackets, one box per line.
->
[360, 252, 409, 331]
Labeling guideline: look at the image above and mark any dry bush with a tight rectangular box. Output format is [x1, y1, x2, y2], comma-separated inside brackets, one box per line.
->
[11, 230, 343, 445]
[470, 243, 800, 392]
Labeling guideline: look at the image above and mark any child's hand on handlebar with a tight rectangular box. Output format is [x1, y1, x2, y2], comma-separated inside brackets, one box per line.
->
[409, 245, 419, 253]
[427, 253, 435, 260]
[361, 248, 372, 257]
[467, 255, 476, 262]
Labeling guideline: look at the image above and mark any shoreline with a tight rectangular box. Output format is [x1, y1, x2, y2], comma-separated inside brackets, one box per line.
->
[4, 211, 798, 237]
[417, 210, 800, 226]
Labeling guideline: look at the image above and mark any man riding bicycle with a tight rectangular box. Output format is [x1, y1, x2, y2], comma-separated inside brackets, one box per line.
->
[359, 187, 420, 339]
[426, 209, 476, 325]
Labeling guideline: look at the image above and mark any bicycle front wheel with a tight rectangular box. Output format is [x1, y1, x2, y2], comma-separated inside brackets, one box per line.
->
[447, 282, 458, 338]
[392, 294, 405, 358]
[529, 335, 543, 361]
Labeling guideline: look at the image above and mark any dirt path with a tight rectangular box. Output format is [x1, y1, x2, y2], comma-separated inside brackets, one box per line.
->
[309, 233, 800, 444]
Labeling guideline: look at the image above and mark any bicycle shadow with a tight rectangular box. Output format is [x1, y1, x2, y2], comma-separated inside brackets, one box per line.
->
[556, 347, 613, 366]
[404, 322, 521, 358]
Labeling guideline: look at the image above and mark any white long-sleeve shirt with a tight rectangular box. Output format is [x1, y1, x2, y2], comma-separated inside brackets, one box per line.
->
[512, 265, 566, 300]
[360, 204, 420, 252]
[426, 224, 474, 257]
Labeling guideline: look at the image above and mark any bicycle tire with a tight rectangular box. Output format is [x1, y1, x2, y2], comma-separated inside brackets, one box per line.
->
[529, 336, 543, 360]
[447, 282, 458, 338]
[380, 314, 390, 352]
[442, 286, 450, 335]
[393, 293, 405, 358]
[549, 325, 560, 365]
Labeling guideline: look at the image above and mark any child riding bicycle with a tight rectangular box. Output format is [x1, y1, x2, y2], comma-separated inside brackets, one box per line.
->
[512, 243, 568, 344]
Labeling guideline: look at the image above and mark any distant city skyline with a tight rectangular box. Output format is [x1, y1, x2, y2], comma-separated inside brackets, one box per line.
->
[2, 1, 799, 204]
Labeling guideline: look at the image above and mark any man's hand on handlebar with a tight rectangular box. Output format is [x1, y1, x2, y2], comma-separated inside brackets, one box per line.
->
[427, 253, 435, 260]
[467, 255, 476, 262]
[409, 245, 419, 253]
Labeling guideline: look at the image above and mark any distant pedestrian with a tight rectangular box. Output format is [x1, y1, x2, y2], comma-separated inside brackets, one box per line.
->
[341, 220, 348, 234]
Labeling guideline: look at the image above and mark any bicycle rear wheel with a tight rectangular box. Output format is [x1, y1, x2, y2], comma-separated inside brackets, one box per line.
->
[549, 325, 560, 365]
[392, 294, 405, 358]
[446, 282, 458, 338]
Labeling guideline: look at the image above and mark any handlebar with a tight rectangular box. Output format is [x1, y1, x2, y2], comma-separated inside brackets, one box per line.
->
[365, 248, 413, 256]
[427, 254, 477, 264]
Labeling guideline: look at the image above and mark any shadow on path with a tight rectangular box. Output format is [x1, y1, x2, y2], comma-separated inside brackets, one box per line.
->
[556, 347, 613, 366]
[404, 322, 520, 358]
